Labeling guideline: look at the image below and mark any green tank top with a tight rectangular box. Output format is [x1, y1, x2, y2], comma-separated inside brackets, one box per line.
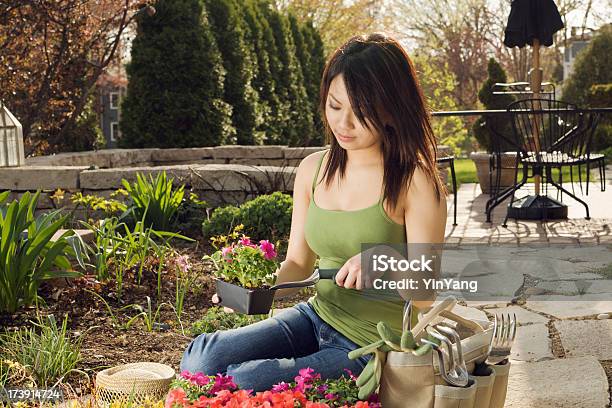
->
[304, 149, 408, 347]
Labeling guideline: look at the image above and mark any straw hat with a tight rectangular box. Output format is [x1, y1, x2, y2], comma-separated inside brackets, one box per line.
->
[95, 362, 175, 406]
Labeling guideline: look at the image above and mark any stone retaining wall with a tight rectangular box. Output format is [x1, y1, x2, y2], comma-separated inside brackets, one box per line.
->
[2, 145, 452, 209]
[24, 145, 323, 168]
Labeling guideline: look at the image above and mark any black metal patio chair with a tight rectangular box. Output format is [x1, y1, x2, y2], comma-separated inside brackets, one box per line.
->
[486, 98, 598, 226]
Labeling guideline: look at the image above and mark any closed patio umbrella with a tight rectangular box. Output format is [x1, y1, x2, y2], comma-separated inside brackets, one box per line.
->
[502, 0, 565, 219]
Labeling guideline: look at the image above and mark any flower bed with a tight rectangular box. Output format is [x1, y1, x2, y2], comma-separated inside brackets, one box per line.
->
[167, 368, 380, 408]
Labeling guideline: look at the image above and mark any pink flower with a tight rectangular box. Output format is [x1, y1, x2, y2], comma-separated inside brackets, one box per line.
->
[221, 246, 234, 258]
[175, 254, 191, 273]
[239, 235, 257, 248]
[209, 373, 238, 394]
[221, 246, 235, 263]
[297, 367, 320, 382]
[343, 368, 357, 380]
[325, 392, 337, 400]
[271, 381, 291, 393]
[259, 240, 277, 260]
[192, 372, 210, 386]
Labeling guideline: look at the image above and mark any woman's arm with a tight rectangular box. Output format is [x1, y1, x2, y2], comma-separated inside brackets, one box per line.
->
[404, 165, 448, 309]
[273, 153, 320, 299]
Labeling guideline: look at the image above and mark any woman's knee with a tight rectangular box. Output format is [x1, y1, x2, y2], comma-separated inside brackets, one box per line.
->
[179, 332, 227, 375]
[226, 360, 284, 392]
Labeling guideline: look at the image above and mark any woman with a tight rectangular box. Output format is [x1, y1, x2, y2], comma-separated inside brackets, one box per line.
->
[180, 33, 447, 391]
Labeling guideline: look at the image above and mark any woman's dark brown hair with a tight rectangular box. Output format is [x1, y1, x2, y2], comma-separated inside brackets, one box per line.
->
[318, 33, 447, 212]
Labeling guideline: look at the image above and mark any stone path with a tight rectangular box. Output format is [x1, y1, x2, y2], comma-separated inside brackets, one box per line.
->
[455, 301, 612, 408]
[445, 179, 612, 245]
[445, 171, 611, 407]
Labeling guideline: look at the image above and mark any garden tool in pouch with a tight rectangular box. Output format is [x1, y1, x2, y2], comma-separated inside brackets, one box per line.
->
[349, 296, 500, 408]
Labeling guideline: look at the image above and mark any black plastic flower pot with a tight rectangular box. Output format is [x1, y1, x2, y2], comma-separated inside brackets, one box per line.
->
[215, 279, 276, 315]
[214, 269, 332, 315]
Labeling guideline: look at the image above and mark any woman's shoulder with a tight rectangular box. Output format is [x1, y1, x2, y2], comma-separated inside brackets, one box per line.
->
[295, 149, 329, 193]
[298, 149, 328, 175]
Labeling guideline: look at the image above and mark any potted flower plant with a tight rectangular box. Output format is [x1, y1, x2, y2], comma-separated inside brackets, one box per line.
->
[205, 234, 318, 314]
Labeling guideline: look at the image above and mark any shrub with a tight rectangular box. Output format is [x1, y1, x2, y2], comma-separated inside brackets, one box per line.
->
[202, 205, 241, 238]
[202, 192, 292, 243]
[0, 191, 86, 314]
[122, 172, 185, 231]
[472, 58, 515, 152]
[586, 83, 612, 152]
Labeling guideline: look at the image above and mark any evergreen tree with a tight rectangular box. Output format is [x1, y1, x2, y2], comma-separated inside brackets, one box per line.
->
[254, 0, 291, 144]
[472, 58, 515, 152]
[120, 0, 232, 148]
[204, 0, 261, 145]
[562, 25, 612, 106]
[259, 1, 314, 146]
[300, 20, 326, 146]
[288, 14, 315, 146]
[239, 0, 283, 143]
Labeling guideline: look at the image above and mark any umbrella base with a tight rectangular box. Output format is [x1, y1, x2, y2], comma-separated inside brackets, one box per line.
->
[506, 195, 568, 220]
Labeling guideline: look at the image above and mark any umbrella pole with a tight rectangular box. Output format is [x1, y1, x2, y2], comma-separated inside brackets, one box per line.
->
[530, 39, 542, 195]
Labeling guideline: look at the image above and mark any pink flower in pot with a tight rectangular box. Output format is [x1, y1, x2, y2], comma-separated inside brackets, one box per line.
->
[259, 240, 277, 260]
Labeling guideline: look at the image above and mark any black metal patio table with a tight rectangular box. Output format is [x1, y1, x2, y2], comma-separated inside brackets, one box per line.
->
[431, 107, 612, 224]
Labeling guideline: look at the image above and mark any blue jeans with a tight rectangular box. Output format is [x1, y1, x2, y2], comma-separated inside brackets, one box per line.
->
[180, 302, 371, 391]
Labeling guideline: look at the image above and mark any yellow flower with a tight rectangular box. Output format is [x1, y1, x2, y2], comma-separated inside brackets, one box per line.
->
[50, 188, 65, 203]
[110, 188, 128, 198]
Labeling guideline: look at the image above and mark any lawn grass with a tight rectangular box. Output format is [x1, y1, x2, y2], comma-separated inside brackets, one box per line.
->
[445, 158, 597, 191]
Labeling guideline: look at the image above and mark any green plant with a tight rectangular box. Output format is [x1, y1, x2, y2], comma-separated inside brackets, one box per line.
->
[0, 190, 9, 205]
[204, 227, 279, 288]
[0, 191, 86, 314]
[82, 217, 122, 281]
[190, 306, 265, 336]
[70, 191, 127, 219]
[82, 214, 192, 299]
[122, 172, 185, 231]
[204, 0, 262, 145]
[131, 296, 169, 332]
[0, 314, 86, 386]
[176, 191, 208, 235]
[590, 263, 612, 279]
[168, 254, 195, 320]
[202, 192, 292, 244]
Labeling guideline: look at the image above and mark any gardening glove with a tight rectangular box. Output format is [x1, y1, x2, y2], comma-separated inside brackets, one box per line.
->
[347, 322, 435, 399]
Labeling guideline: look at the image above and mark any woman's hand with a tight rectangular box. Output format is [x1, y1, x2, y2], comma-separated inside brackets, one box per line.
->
[335, 253, 363, 289]
[212, 293, 235, 313]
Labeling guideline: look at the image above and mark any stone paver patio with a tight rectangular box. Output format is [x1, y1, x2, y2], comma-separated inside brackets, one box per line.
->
[444, 169, 611, 407]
